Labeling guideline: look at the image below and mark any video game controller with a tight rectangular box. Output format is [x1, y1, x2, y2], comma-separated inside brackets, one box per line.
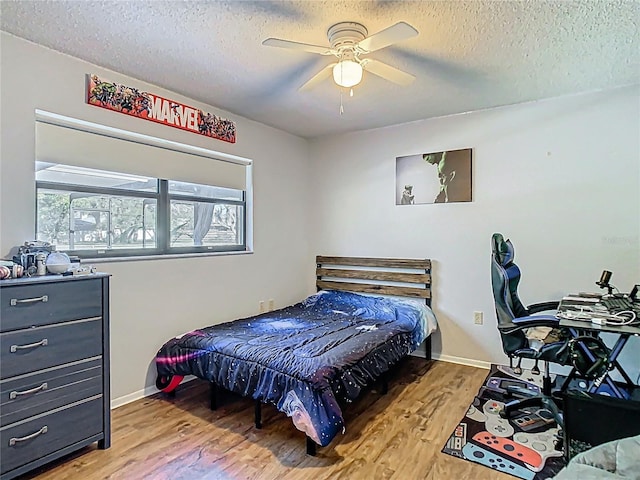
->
[462, 442, 535, 480]
[444, 422, 467, 456]
[485, 376, 541, 396]
[497, 365, 550, 389]
[513, 427, 563, 467]
[512, 407, 556, 432]
[472, 431, 543, 471]
[466, 404, 487, 423]
[482, 399, 515, 437]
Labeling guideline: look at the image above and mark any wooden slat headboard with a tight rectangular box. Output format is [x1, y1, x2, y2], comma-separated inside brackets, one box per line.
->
[316, 256, 431, 304]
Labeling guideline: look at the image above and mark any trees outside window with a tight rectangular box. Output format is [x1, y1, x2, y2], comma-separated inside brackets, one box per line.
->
[36, 163, 245, 257]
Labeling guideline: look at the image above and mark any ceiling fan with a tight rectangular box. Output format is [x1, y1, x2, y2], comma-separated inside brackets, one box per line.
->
[262, 21, 419, 92]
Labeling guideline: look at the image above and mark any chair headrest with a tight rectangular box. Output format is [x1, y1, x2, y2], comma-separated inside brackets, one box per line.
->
[492, 233, 514, 267]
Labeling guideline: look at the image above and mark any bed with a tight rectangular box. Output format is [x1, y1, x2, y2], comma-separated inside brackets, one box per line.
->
[155, 256, 437, 454]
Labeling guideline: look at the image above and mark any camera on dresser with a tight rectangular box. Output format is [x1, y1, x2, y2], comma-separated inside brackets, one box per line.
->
[0, 273, 110, 480]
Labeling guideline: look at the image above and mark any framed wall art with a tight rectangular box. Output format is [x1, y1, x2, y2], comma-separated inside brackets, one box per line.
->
[396, 148, 472, 205]
[87, 74, 236, 144]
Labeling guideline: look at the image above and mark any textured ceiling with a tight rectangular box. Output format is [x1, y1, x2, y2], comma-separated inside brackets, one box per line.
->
[1, 1, 638, 139]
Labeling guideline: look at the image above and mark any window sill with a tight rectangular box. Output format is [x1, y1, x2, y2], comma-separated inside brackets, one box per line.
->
[82, 249, 253, 264]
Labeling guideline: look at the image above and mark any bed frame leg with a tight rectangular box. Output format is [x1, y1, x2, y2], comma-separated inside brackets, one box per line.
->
[255, 401, 262, 429]
[306, 436, 317, 456]
[210, 382, 217, 411]
[425, 335, 432, 361]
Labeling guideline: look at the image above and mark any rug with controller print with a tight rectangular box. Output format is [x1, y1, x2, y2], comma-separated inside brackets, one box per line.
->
[442, 364, 566, 479]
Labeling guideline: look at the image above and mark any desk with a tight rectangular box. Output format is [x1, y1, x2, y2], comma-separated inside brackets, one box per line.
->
[558, 310, 640, 399]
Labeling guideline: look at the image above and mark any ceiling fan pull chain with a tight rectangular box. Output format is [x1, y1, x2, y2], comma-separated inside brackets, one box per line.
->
[339, 90, 344, 115]
[350, 88, 354, 97]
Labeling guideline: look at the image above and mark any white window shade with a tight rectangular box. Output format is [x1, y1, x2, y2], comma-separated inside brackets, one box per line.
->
[36, 119, 248, 191]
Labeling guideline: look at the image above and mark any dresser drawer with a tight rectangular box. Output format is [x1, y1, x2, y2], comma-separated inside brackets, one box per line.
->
[1, 358, 102, 426]
[0, 279, 102, 332]
[0, 319, 102, 379]
[0, 396, 102, 476]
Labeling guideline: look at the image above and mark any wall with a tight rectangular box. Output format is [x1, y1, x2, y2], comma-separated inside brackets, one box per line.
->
[0, 33, 314, 404]
[2, 31, 638, 404]
[309, 85, 640, 375]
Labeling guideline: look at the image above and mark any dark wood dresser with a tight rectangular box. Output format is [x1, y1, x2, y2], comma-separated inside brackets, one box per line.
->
[0, 274, 110, 479]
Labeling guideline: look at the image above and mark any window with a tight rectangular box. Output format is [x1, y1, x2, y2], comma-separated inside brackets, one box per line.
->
[34, 112, 252, 258]
[36, 163, 246, 257]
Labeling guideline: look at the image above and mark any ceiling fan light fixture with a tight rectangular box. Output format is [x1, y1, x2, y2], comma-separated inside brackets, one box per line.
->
[332, 60, 363, 88]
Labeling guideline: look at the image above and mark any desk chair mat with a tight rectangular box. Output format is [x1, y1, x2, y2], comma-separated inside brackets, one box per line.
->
[442, 364, 566, 480]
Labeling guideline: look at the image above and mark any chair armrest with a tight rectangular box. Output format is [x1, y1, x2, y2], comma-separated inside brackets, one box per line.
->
[511, 314, 560, 328]
[527, 301, 560, 314]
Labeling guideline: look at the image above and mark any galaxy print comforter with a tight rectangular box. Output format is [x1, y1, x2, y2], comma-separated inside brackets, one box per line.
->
[155, 290, 437, 446]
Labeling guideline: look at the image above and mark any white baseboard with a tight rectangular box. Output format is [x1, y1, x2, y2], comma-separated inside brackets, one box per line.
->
[409, 349, 492, 370]
[111, 375, 196, 410]
[112, 355, 491, 409]
[432, 353, 492, 370]
[111, 386, 158, 409]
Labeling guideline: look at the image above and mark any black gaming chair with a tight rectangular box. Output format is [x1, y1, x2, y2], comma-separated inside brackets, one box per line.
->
[491, 233, 572, 413]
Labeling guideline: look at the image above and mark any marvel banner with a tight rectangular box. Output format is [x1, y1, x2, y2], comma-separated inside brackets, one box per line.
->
[87, 74, 236, 144]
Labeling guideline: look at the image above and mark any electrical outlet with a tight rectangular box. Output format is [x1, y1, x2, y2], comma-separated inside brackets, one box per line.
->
[474, 311, 483, 325]
[268, 299, 274, 311]
[259, 301, 265, 313]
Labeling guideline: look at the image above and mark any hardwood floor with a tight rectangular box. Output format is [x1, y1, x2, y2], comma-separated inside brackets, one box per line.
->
[21, 359, 513, 480]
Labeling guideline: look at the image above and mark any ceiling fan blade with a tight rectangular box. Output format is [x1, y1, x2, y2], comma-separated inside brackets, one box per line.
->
[388, 46, 489, 88]
[357, 21, 418, 53]
[299, 63, 337, 91]
[262, 38, 334, 56]
[361, 59, 415, 86]
[235, 1, 309, 21]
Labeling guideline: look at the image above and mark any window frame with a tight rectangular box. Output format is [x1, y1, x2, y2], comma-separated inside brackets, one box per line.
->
[36, 176, 247, 259]
[34, 110, 254, 259]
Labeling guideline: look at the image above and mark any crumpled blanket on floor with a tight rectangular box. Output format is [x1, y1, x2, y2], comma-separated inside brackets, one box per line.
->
[553, 435, 640, 480]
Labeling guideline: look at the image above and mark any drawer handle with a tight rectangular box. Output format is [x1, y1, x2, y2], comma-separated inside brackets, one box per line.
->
[9, 383, 48, 400]
[9, 426, 48, 446]
[10, 339, 48, 353]
[10, 295, 48, 306]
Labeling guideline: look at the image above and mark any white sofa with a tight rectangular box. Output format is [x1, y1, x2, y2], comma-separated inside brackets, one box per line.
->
[553, 435, 640, 480]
